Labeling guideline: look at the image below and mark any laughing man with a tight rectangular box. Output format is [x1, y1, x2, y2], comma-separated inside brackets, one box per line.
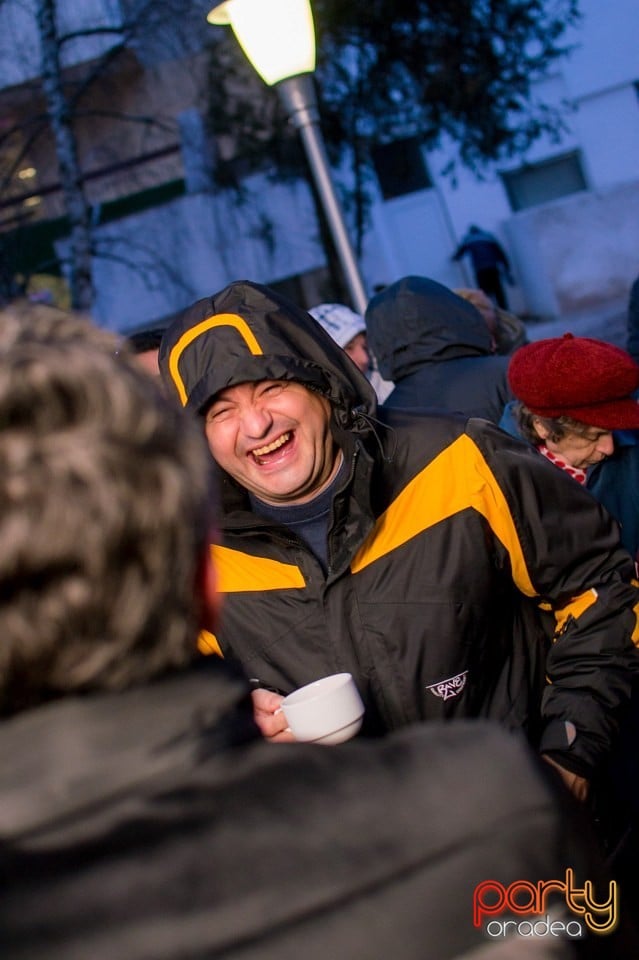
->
[160, 280, 639, 802]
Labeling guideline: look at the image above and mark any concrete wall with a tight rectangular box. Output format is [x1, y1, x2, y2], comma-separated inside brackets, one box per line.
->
[401, 0, 639, 320]
[86, 172, 324, 330]
[504, 180, 639, 320]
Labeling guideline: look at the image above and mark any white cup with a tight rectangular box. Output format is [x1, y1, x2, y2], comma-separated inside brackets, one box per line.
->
[281, 673, 365, 745]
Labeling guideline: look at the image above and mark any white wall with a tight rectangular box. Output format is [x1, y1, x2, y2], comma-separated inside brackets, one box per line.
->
[86, 171, 324, 331]
[505, 180, 639, 317]
[368, 0, 639, 320]
[561, 0, 638, 98]
[574, 87, 639, 188]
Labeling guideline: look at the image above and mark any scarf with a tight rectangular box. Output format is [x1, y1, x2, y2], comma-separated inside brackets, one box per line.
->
[538, 444, 587, 484]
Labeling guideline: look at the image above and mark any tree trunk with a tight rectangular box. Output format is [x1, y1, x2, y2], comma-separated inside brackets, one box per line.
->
[37, 0, 94, 310]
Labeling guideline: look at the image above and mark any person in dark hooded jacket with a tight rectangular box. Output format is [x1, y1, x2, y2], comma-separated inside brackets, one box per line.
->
[159, 279, 639, 804]
[365, 275, 512, 423]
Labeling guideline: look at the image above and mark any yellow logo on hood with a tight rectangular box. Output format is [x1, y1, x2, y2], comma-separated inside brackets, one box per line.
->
[168, 313, 264, 406]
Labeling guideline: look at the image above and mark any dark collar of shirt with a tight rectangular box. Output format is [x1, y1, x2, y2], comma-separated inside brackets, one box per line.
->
[249, 454, 348, 571]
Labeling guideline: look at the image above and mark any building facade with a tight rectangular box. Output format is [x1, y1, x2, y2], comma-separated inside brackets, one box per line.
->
[0, 0, 637, 331]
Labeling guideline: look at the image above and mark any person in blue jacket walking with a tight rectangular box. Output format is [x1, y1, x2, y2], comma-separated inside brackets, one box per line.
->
[453, 224, 514, 309]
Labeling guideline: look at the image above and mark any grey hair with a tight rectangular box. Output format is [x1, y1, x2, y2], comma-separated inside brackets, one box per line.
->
[513, 402, 598, 446]
[0, 303, 215, 715]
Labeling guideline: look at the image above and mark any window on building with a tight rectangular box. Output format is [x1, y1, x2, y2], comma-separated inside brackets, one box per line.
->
[371, 137, 432, 200]
[501, 151, 588, 212]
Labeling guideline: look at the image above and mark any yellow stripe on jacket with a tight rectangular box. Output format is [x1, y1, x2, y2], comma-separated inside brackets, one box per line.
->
[211, 544, 306, 593]
[351, 433, 536, 597]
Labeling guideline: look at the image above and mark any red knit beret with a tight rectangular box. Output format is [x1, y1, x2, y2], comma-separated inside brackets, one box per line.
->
[508, 333, 639, 429]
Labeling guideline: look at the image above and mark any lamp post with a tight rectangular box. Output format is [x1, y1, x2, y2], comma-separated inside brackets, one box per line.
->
[206, 0, 368, 315]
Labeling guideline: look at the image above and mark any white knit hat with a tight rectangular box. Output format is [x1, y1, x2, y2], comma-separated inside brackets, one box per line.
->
[308, 303, 365, 350]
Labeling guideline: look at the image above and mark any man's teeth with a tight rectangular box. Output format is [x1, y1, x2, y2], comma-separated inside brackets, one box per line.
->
[253, 432, 290, 458]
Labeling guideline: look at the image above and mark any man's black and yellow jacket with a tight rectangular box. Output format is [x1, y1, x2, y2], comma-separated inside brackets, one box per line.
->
[160, 280, 639, 778]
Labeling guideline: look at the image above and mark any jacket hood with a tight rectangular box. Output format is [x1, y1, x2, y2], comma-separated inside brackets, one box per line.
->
[159, 280, 376, 429]
[365, 276, 494, 381]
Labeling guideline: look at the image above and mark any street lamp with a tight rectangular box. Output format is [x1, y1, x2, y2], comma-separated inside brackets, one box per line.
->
[206, 0, 368, 314]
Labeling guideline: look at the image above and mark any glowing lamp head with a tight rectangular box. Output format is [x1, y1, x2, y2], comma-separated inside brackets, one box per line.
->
[207, 0, 316, 86]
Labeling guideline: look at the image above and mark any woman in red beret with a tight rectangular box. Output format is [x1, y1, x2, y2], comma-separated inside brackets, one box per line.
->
[500, 332, 639, 562]
[500, 333, 639, 899]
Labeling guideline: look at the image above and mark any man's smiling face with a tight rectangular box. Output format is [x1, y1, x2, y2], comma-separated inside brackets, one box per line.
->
[204, 380, 339, 506]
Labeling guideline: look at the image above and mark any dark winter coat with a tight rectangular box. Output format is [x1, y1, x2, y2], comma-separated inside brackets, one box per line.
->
[1, 658, 624, 959]
[626, 274, 639, 364]
[159, 280, 639, 780]
[365, 276, 512, 422]
[500, 401, 639, 561]
[453, 228, 511, 273]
